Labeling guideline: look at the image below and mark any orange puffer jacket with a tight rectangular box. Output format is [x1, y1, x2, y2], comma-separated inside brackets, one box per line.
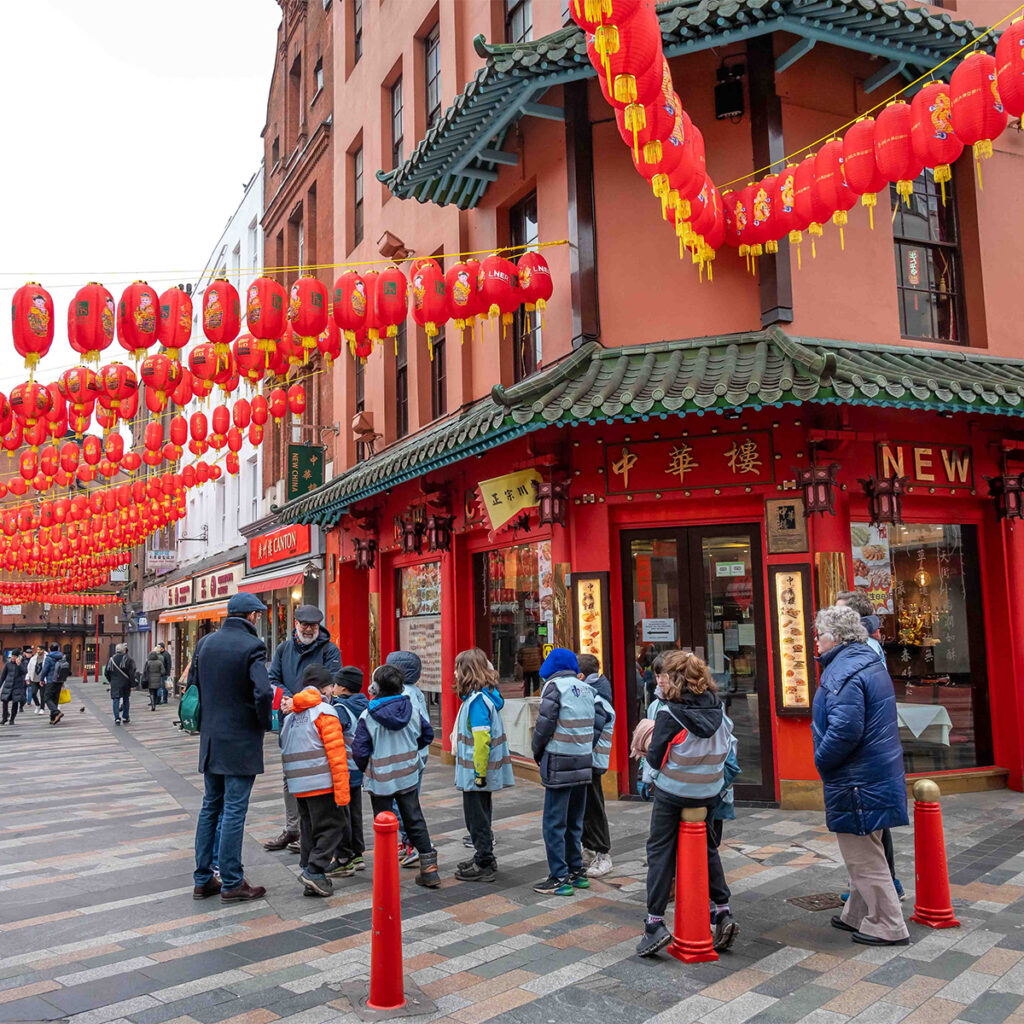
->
[288, 687, 351, 805]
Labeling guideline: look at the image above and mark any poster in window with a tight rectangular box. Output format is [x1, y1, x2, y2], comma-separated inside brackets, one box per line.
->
[399, 563, 441, 616]
[850, 523, 893, 615]
[769, 565, 815, 715]
[538, 539, 554, 641]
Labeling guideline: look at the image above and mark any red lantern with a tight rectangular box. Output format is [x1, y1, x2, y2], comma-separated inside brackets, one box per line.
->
[122, 450, 141, 472]
[232, 398, 252, 430]
[82, 435, 102, 465]
[250, 394, 269, 426]
[189, 342, 223, 383]
[843, 117, 889, 229]
[996, 18, 1024, 119]
[668, 109, 705, 206]
[361, 271, 382, 347]
[246, 277, 287, 348]
[190, 411, 208, 443]
[60, 441, 79, 474]
[910, 81, 963, 203]
[157, 287, 193, 357]
[477, 255, 518, 332]
[268, 387, 287, 422]
[248, 422, 264, 446]
[233, 334, 266, 384]
[950, 51, 1007, 186]
[793, 154, 831, 257]
[116, 281, 160, 360]
[376, 266, 408, 349]
[287, 276, 329, 355]
[140, 352, 179, 398]
[874, 101, 922, 204]
[99, 361, 137, 405]
[444, 262, 478, 343]
[119, 388, 139, 421]
[211, 404, 230, 435]
[11, 380, 52, 427]
[202, 279, 241, 351]
[227, 427, 243, 453]
[586, 1, 662, 107]
[276, 323, 305, 368]
[68, 283, 115, 363]
[813, 140, 857, 248]
[317, 318, 342, 366]
[169, 415, 187, 447]
[19, 450, 37, 481]
[226, 451, 240, 475]
[144, 386, 167, 416]
[614, 60, 676, 160]
[410, 262, 447, 358]
[144, 421, 163, 452]
[11, 283, 54, 372]
[332, 271, 368, 346]
[162, 443, 180, 464]
[59, 366, 100, 417]
[287, 383, 306, 420]
[94, 404, 116, 432]
[516, 251, 553, 320]
[632, 112, 683, 213]
[104, 433, 124, 464]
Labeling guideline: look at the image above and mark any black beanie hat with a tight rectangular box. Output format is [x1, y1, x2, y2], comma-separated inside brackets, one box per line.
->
[335, 665, 364, 693]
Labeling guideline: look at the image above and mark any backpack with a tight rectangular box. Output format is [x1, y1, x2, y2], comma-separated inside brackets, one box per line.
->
[179, 683, 201, 734]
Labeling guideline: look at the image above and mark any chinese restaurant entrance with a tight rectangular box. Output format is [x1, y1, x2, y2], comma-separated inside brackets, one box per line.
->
[622, 524, 774, 802]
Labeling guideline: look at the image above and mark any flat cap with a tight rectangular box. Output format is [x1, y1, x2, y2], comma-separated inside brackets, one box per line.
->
[294, 604, 324, 624]
[227, 592, 267, 614]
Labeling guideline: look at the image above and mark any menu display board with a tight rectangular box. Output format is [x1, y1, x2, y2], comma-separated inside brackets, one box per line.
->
[850, 523, 894, 616]
[572, 572, 612, 681]
[769, 564, 815, 716]
[397, 563, 442, 693]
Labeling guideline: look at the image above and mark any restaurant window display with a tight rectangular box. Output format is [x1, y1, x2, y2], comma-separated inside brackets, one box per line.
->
[850, 522, 991, 773]
[473, 540, 554, 757]
[395, 563, 442, 731]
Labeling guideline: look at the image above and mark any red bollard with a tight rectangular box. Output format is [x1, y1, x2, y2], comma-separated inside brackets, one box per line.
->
[667, 806, 719, 964]
[910, 779, 960, 930]
[367, 811, 406, 1010]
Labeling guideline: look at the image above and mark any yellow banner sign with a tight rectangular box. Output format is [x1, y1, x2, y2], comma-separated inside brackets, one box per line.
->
[477, 469, 542, 530]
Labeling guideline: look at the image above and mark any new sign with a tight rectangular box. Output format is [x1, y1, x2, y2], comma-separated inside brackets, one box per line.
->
[250, 524, 312, 569]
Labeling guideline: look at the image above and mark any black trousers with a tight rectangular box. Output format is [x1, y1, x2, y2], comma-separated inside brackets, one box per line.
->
[463, 790, 495, 867]
[370, 790, 431, 855]
[29, 682, 42, 707]
[43, 681, 60, 719]
[645, 796, 730, 918]
[296, 792, 348, 874]
[334, 785, 365, 862]
[882, 827, 896, 880]
[582, 771, 611, 855]
[1, 700, 18, 724]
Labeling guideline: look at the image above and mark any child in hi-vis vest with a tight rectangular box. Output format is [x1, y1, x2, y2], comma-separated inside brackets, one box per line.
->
[279, 665, 350, 898]
[453, 648, 514, 883]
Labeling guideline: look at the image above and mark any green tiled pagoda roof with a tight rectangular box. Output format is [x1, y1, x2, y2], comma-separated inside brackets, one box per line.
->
[377, 0, 994, 210]
[277, 330, 1024, 526]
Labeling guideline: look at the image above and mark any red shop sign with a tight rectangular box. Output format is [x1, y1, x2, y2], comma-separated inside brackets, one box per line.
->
[604, 432, 774, 495]
[250, 524, 311, 569]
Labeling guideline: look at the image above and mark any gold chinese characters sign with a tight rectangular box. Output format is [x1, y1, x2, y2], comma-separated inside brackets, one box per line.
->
[768, 564, 816, 716]
[606, 432, 774, 494]
[476, 469, 543, 530]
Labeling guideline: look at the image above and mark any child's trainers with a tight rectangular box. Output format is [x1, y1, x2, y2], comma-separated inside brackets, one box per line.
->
[299, 870, 333, 897]
[326, 858, 356, 878]
[533, 876, 574, 896]
[454, 861, 497, 883]
[570, 869, 590, 890]
[400, 844, 420, 868]
[350, 856, 365, 871]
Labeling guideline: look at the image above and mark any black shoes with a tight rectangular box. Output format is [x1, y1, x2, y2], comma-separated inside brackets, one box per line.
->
[192, 878, 222, 900]
[220, 879, 267, 902]
[853, 931, 910, 946]
[713, 912, 739, 951]
[636, 921, 672, 957]
[454, 861, 497, 883]
[831, 915, 857, 933]
[263, 830, 298, 852]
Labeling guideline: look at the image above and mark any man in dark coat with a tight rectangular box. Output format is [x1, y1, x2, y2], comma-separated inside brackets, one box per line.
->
[144, 649, 164, 710]
[106, 644, 135, 725]
[190, 592, 273, 903]
[40, 643, 64, 725]
[0, 652, 27, 724]
[263, 605, 341, 852]
[157, 642, 171, 703]
[813, 605, 909, 947]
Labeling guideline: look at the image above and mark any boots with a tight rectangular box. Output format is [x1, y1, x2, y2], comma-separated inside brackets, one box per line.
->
[415, 849, 441, 889]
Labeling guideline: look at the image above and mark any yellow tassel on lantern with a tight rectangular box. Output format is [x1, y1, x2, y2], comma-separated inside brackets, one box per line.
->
[933, 164, 951, 205]
[642, 140, 662, 164]
[789, 229, 803, 270]
[973, 139, 993, 189]
[832, 210, 848, 251]
[593, 26, 618, 94]
[613, 73, 637, 104]
[808, 222, 823, 259]
[766, 239, 779, 255]
[896, 179, 913, 206]
[862, 192, 877, 230]
[626, 104, 646, 162]
[738, 243, 750, 275]
[678, 198, 691, 220]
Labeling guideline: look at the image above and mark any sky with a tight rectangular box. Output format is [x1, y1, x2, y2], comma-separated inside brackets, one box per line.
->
[0, 0, 282, 392]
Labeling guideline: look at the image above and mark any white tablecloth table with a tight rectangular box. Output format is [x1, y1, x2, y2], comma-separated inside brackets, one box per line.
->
[502, 696, 541, 757]
[895, 702, 952, 746]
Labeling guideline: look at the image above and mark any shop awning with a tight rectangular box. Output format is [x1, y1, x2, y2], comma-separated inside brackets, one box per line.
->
[276, 328, 1024, 530]
[237, 569, 304, 596]
[378, 1, 993, 210]
[161, 601, 228, 624]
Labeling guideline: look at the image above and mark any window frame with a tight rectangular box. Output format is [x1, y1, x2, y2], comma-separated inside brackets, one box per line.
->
[390, 76, 404, 170]
[430, 326, 447, 419]
[313, 57, 324, 100]
[353, 356, 367, 462]
[504, 0, 533, 44]
[890, 172, 967, 346]
[353, 0, 363, 64]
[352, 146, 364, 247]
[510, 190, 541, 382]
[395, 321, 409, 439]
[425, 23, 442, 129]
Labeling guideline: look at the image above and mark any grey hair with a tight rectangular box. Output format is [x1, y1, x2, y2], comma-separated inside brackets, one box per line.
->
[815, 605, 868, 646]
[836, 589, 875, 617]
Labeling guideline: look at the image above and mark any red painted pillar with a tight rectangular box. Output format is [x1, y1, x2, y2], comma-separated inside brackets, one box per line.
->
[1001, 520, 1024, 790]
[368, 811, 405, 1009]
[440, 544, 457, 752]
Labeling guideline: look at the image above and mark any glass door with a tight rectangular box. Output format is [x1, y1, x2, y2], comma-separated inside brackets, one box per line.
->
[622, 524, 774, 802]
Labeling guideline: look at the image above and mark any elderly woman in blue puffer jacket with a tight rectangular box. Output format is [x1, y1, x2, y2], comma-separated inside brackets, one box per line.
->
[813, 604, 910, 948]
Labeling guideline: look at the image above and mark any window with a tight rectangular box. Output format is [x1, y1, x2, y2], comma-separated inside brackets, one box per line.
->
[505, 0, 532, 43]
[248, 219, 258, 272]
[271, 136, 280, 166]
[313, 58, 324, 97]
[425, 24, 442, 129]
[354, 357, 366, 462]
[892, 172, 964, 344]
[297, 221, 305, 274]
[395, 564, 442, 730]
[430, 327, 446, 419]
[510, 190, 541, 381]
[352, 146, 364, 246]
[390, 77, 404, 168]
[353, 0, 363, 64]
[248, 455, 258, 522]
[395, 321, 409, 439]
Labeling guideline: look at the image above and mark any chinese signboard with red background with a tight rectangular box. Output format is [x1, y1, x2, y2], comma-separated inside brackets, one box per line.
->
[250, 524, 312, 569]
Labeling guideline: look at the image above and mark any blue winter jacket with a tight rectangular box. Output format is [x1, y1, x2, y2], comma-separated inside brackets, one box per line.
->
[268, 626, 342, 696]
[351, 693, 433, 775]
[812, 642, 908, 835]
[332, 692, 370, 787]
[40, 650, 61, 685]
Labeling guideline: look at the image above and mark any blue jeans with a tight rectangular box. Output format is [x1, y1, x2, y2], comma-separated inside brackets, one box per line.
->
[194, 773, 255, 891]
[158, 684, 168, 704]
[542, 784, 588, 881]
[111, 695, 130, 722]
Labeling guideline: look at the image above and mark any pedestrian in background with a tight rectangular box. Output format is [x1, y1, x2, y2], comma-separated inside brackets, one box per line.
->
[26, 646, 45, 713]
[638, 650, 737, 958]
[157, 642, 171, 704]
[264, 605, 341, 854]
[453, 648, 514, 883]
[326, 665, 369, 878]
[40, 642, 64, 725]
[145, 648, 164, 711]
[813, 605, 910, 947]
[577, 652, 615, 878]
[106, 644, 135, 725]
[191, 592, 273, 903]
[0, 651, 27, 725]
[531, 648, 595, 897]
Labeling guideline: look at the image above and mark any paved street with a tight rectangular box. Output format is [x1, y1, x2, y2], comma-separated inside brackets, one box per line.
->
[2, 678, 1024, 1024]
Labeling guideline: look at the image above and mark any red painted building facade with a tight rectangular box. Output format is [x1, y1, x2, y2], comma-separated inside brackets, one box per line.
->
[279, 0, 1024, 806]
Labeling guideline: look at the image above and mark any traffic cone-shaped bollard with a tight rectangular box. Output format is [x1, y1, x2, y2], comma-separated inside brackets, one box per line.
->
[367, 811, 407, 1010]
[910, 779, 960, 929]
[667, 806, 719, 964]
